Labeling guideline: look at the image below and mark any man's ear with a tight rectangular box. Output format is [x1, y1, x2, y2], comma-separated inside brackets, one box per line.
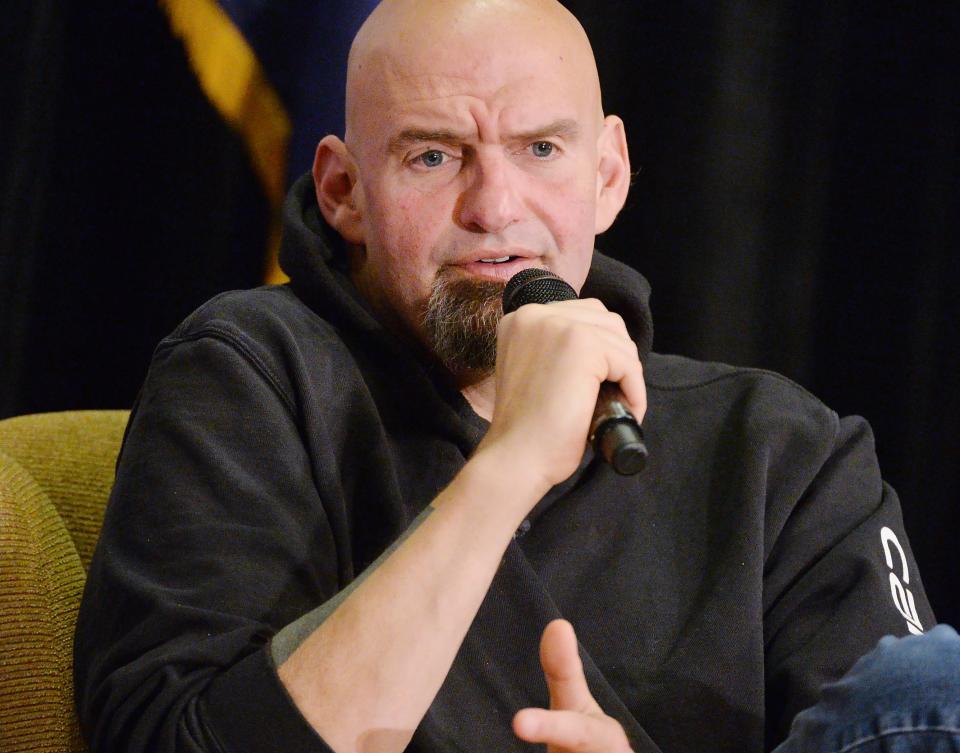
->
[594, 115, 631, 234]
[313, 135, 365, 245]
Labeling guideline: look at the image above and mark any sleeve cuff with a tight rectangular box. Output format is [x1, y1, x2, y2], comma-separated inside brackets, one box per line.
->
[201, 646, 335, 753]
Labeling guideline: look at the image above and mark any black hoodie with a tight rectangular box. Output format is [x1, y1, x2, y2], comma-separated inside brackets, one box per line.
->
[75, 175, 934, 753]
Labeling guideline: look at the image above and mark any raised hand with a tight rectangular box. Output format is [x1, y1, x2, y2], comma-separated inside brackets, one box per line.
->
[513, 620, 635, 753]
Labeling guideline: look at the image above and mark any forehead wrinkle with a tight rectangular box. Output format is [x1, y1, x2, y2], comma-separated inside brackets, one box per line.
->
[346, 1, 604, 138]
[383, 70, 577, 119]
[352, 67, 483, 135]
[385, 116, 580, 156]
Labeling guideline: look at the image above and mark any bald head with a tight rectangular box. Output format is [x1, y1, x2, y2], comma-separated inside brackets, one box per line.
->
[344, 0, 603, 149]
[311, 0, 630, 367]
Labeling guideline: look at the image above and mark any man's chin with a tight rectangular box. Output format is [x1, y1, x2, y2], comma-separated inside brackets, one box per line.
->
[422, 274, 506, 376]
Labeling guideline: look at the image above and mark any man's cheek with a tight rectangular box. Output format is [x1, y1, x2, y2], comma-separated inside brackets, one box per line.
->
[389, 221, 428, 270]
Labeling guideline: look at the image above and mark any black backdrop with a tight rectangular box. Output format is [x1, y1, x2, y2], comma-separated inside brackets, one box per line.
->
[2, 2, 957, 625]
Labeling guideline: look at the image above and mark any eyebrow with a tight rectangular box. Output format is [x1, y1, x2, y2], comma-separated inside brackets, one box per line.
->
[511, 119, 581, 145]
[386, 118, 581, 153]
[387, 129, 470, 153]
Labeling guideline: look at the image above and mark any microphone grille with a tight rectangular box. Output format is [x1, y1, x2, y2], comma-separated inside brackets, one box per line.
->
[502, 268, 578, 314]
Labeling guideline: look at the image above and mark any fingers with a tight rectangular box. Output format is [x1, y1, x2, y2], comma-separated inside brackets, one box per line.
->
[512, 620, 634, 752]
[587, 328, 646, 422]
[499, 300, 645, 420]
[560, 306, 646, 424]
[485, 298, 646, 486]
[512, 708, 633, 752]
[607, 359, 646, 425]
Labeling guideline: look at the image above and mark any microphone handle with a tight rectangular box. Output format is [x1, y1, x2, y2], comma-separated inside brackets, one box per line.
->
[590, 382, 648, 475]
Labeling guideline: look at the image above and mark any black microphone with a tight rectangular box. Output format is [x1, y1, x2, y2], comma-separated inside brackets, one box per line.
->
[502, 268, 648, 475]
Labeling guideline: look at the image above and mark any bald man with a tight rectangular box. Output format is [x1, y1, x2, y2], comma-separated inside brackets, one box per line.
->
[75, 2, 937, 752]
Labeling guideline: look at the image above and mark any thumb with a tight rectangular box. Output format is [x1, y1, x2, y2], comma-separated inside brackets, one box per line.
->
[540, 619, 600, 713]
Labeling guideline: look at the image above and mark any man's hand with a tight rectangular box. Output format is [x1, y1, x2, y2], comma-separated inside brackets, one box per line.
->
[513, 620, 635, 753]
[479, 298, 647, 491]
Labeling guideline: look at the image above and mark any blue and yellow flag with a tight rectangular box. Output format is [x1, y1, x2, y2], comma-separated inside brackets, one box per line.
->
[160, 0, 378, 282]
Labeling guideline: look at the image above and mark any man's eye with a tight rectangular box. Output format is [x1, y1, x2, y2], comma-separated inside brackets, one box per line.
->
[416, 150, 446, 168]
[531, 141, 555, 158]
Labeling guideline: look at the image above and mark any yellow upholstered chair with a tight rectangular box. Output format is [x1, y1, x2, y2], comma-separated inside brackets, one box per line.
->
[0, 410, 129, 753]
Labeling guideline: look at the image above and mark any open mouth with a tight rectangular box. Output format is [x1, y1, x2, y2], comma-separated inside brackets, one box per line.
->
[455, 255, 536, 280]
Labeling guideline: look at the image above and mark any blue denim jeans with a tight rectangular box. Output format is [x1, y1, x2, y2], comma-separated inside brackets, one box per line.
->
[775, 624, 960, 753]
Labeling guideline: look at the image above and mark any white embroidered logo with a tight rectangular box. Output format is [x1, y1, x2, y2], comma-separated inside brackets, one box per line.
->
[880, 526, 924, 635]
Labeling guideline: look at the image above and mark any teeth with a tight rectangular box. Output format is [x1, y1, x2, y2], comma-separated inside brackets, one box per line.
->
[479, 256, 511, 263]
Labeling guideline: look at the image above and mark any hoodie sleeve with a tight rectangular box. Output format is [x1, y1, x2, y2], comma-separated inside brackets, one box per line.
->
[761, 412, 936, 747]
[74, 319, 339, 753]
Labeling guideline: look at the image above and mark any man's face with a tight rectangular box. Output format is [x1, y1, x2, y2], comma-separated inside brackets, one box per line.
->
[323, 2, 628, 372]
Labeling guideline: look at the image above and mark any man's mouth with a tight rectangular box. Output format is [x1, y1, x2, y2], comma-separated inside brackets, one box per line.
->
[456, 255, 539, 281]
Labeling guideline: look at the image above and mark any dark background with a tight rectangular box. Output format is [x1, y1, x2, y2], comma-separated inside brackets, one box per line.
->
[2, 2, 957, 625]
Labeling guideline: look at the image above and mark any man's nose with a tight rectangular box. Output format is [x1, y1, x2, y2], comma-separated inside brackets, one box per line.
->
[456, 151, 523, 233]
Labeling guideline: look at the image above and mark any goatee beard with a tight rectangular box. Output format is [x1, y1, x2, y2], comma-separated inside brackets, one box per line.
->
[421, 272, 506, 377]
